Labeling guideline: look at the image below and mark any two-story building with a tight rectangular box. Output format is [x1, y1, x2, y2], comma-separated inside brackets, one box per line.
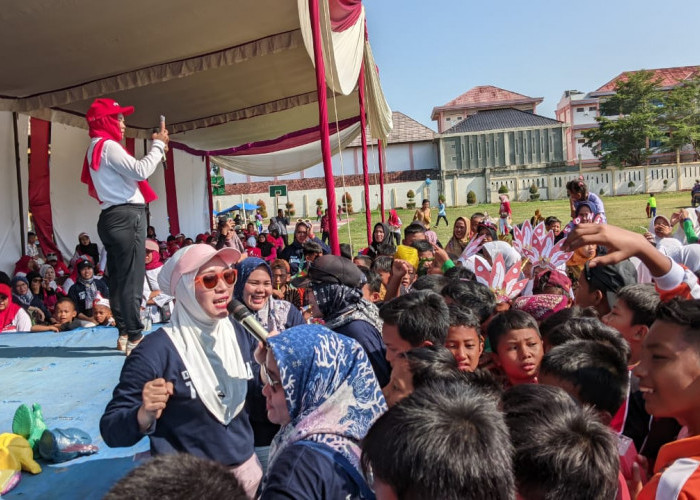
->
[433, 86, 570, 203]
[556, 65, 700, 166]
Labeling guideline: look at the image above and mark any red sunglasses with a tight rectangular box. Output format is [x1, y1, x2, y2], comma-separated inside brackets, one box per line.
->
[195, 268, 237, 289]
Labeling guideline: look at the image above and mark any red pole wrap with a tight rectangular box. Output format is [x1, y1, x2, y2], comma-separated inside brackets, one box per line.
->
[309, 0, 340, 255]
[29, 118, 62, 260]
[378, 139, 386, 223]
[164, 147, 181, 236]
[358, 63, 372, 245]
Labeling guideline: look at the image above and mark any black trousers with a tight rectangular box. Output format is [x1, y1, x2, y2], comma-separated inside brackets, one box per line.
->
[98, 204, 146, 341]
[436, 215, 449, 226]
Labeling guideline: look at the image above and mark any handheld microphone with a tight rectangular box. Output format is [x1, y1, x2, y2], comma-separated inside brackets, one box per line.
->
[154, 115, 167, 168]
[229, 299, 269, 345]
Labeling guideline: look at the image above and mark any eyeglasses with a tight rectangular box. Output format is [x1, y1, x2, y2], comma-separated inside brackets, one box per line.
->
[260, 363, 282, 392]
[194, 268, 237, 289]
[31, 278, 43, 283]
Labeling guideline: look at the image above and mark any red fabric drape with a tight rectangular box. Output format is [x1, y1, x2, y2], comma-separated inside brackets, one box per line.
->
[329, 0, 362, 31]
[378, 139, 386, 223]
[358, 63, 372, 246]
[310, 0, 340, 256]
[163, 147, 180, 236]
[205, 156, 214, 232]
[28, 118, 62, 260]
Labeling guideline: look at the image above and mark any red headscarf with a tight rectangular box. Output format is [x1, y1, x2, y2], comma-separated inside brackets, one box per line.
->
[81, 103, 157, 203]
[0, 283, 22, 331]
[146, 249, 163, 271]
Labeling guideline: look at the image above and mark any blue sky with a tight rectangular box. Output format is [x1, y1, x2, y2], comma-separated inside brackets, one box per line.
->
[364, 0, 700, 130]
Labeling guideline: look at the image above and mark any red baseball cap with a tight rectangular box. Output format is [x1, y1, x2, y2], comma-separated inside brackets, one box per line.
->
[86, 98, 135, 123]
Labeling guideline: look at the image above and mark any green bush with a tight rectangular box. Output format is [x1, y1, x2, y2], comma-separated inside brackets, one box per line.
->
[342, 193, 353, 214]
[498, 184, 509, 194]
[407, 189, 415, 199]
[467, 190, 477, 205]
[316, 198, 324, 207]
[529, 184, 540, 201]
[438, 194, 446, 203]
[628, 181, 635, 188]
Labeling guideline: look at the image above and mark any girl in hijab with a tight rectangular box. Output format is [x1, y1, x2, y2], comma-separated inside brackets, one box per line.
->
[12, 275, 52, 325]
[72, 232, 100, 269]
[360, 222, 390, 260]
[445, 216, 470, 258]
[257, 232, 277, 263]
[388, 209, 402, 246]
[259, 324, 386, 499]
[233, 257, 304, 471]
[100, 245, 262, 497]
[27, 269, 57, 318]
[141, 239, 174, 329]
[1, 283, 33, 332]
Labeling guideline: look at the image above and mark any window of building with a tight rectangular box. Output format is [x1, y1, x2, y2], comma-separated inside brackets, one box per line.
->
[469, 142, 474, 160]
[446, 117, 451, 121]
[494, 137, 499, 158]
[588, 106, 596, 112]
[576, 107, 584, 112]
[478, 142, 482, 159]
[578, 139, 585, 144]
[486, 141, 490, 158]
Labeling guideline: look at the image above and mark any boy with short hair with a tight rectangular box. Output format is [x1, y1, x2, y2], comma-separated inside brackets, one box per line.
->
[635, 298, 700, 499]
[487, 310, 543, 386]
[503, 384, 620, 500]
[360, 268, 384, 305]
[54, 297, 82, 332]
[445, 305, 483, 372]
[378, 290, 449, 365]
[602, 284, 659, 366]
[574, 260, 637, 317]
[370, 256, 393, 288]
[362, 382, 514, 500]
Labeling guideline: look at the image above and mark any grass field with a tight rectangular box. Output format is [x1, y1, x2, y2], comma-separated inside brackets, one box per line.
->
[336, 191, 695, 250]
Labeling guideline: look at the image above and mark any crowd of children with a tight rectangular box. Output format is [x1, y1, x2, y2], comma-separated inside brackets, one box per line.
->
[8, 176, 700, 499]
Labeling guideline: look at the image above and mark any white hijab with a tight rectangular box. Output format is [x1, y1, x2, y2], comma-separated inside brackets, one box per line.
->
[158, 246, 249, 425]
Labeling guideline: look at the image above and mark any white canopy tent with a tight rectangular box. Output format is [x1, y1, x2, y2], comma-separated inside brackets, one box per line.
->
[0, 0, 392, 272]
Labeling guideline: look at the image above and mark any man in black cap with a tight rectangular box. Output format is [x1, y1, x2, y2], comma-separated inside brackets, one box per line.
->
[575, 259, 637, 317]
[293, 255, 390, 387]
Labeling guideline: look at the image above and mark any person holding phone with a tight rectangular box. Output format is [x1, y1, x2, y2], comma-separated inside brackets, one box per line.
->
[81, 98, 169, 355]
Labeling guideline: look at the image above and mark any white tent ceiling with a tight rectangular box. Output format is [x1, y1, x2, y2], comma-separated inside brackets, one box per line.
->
[0, 0, 391, 153]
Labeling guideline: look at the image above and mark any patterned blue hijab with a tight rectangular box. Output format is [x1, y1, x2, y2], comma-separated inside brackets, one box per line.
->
[267, 324, 386, 474]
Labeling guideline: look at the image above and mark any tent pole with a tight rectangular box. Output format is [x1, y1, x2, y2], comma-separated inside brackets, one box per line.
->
[12, 112, 26, 255]
[378, 139, 386, 223]
[358, 63, 372, 246]
[309, 0, 340, 256]
[205, 156, 214, 232]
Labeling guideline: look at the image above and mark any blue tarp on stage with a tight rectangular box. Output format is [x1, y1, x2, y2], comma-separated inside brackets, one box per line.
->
[0, 327, 150, 499]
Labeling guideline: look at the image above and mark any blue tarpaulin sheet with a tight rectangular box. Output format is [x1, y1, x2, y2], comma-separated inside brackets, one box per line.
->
[0, 327, 150, 499]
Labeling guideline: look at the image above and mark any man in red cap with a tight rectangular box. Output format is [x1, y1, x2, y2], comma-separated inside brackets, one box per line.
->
[81, 98, 169, 354]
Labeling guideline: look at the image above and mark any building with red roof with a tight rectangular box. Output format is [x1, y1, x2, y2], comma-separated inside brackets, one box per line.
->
[431, 86, 543, 133]
[556, 65, 700, 166]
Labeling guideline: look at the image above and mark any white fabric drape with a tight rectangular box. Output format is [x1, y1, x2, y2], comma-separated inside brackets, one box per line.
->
[172, 149, 210, 238]
[363, 41, 393, 141]
[48, 122, 99, 261]
[298, 0, 365, 97]
[0, 112, 29, 275]
[211, 122, 361, 177]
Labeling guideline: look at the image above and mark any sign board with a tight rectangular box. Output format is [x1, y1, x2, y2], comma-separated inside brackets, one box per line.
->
[269, 184, 287, 197]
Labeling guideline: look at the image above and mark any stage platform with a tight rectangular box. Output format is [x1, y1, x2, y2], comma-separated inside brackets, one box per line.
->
[0, 327, 150, 499]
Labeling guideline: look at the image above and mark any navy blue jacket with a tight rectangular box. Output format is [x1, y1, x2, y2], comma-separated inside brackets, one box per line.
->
[100, 326, 255, 466]
[262, 442, 372, 500]
[333, 320, 390, 388]
[68, 278, 110, 316]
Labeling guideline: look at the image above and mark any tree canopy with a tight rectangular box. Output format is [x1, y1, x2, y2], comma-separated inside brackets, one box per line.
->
[583, 71, 663, 168]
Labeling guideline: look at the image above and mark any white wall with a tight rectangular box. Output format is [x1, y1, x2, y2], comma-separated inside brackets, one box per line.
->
[0, 112, 29, 275]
